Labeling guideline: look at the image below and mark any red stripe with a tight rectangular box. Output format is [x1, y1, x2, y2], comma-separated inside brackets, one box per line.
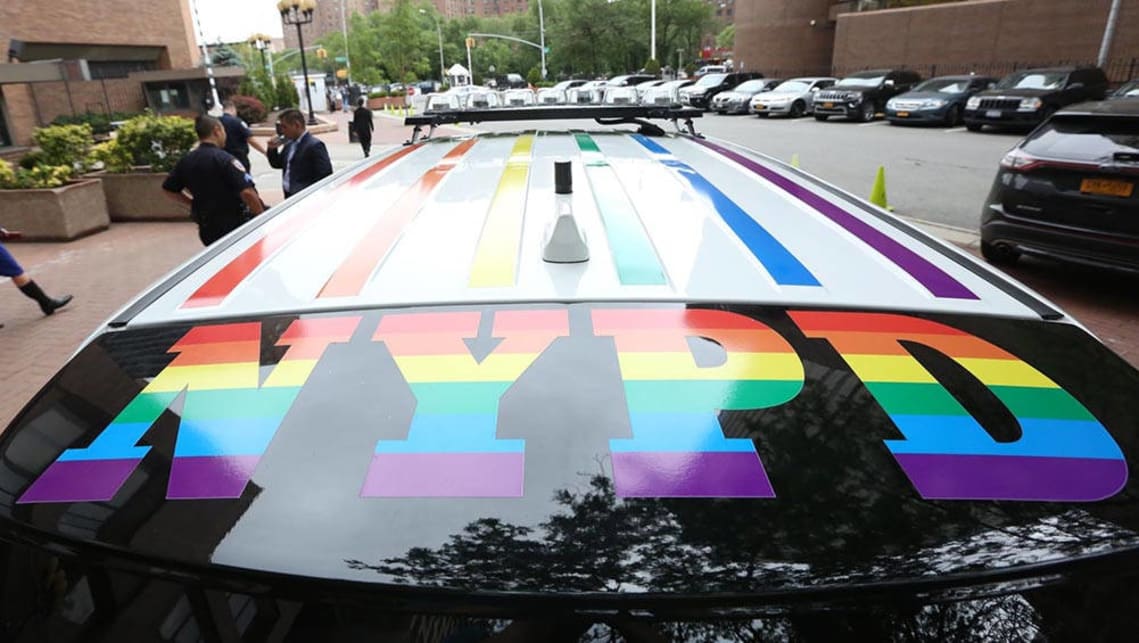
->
[375, 311, 482, 335]
[277, 316, 362, 342]
[789, 311, 964, 336]
[319, 139, 478, 298]
[172, 322, 261, 347]
[592, 308, 771, 333]
[180, 145, 424, 309]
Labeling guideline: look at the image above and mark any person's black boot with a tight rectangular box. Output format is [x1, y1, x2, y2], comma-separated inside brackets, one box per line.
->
[18, 281, 72, 315]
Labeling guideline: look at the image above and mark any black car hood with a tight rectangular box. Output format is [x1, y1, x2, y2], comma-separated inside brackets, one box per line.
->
[976, 87, 1055, 99]
[894, 90, 967, 101]
[2, 303, 1139, 608]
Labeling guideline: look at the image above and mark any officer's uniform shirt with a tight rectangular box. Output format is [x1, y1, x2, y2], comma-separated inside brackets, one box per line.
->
[162, 142, 255, 245]
[220, 113, 254, 171]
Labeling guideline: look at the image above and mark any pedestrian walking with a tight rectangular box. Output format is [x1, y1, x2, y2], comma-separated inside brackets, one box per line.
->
[220, 100, 267, 173]
[267, 108, 333, 198]
[341, 85, 351, 113]
[0, 230, 72, 329]
[352, 97, 375, 158]
[162, 115, 266, 246]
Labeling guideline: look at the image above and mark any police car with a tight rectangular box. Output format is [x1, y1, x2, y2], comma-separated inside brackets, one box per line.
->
[2, 105, 1139, 641]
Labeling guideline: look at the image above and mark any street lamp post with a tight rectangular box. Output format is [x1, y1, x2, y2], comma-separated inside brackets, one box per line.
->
[278, 0, 318, 125]
[537, 0, 546, 80]
[651, 0, 656, 63]
[248, 33, 271, 76]
[419, 9, 445, 85]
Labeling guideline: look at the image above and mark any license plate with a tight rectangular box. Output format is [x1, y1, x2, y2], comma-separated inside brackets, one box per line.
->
[986, 110, 1002, 118]
[896, 111, 910, 118]
[1081, 178, 1134, 197]
[822, 102, 833, 109]
[755, 104, 766, 110]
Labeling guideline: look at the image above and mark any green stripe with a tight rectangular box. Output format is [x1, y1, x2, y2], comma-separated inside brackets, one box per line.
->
[181, 387, 302, 419]
[864, 382, 1095, 421]
[574, 134, 667, 285]
[623, 380, 803, 413]
[410, 382, 513, 414]
[117, 391, 180, 424]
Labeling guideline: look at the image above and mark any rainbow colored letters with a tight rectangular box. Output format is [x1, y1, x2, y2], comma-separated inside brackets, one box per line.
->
[19, 308, 1128, 504]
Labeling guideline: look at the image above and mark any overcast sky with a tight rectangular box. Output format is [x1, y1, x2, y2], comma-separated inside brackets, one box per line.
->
[194, 0, 285, 44]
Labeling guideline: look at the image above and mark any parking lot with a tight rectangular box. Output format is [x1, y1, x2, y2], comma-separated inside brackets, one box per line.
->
[476, 112, 1026, 231]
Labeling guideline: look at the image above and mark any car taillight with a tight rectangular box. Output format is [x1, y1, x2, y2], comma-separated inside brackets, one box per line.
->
[1000, 149, 1042, 172]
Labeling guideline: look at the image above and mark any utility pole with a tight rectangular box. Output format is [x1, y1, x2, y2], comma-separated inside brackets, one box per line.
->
[190, 0, 223, 115]
[1099, 0, 1123, 67]
[341, 0, 352, 83]
[651, 0, 657, 62]
[538, 0, 547, 80]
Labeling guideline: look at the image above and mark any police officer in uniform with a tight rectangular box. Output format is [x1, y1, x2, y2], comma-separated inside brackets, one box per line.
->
[163, 115, 266, 246]
[220, 100, 267, 173]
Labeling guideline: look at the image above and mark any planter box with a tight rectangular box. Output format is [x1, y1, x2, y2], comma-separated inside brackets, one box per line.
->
[368, 97, 408, 109]
[95, 171, 188, 221]
[0, 179, 109, 241]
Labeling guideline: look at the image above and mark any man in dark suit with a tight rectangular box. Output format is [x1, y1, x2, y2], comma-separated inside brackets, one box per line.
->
[352, 97, 374, 158]
[267, 109, 333, 199]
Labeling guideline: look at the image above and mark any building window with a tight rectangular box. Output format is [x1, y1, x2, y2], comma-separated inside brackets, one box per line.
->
[146, 82, 192, 110]
[88, 60, 157, 80]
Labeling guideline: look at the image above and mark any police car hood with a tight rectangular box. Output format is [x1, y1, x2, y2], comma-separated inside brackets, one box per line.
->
[3, 131, 1139, 607]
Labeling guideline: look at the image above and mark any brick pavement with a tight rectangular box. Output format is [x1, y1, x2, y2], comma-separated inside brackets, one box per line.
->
[1, 114, 1137, 430]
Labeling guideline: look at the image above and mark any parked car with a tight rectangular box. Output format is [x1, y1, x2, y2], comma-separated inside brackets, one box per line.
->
[814, 69, 922, 122]
[462, 89, 502, 109]
[694, 64, 727, 76]
[711, 78, 782, 115]
[607, 74, 657, 89]
[1110, 79, 1139, 99]
[536, 87, 567, 104]
[964, 66, 1109, 131]
[885, 75, 998, 126]
[980, 99, 1139, 271]
[750, 77, 838, 118]
[641, 79, 694, 105]
[680, 71, 764, 109]
[634, 79, 667, 100]
[603, 85, 639, 105]
[503, 88, 537, 107]
[551, 79, 587, 93]
[488, 73, 528, 89]
[6, 103, 1139, 640]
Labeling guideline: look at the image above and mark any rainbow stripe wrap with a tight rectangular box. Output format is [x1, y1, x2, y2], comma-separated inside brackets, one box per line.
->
[363, 309, 570, 497]
[592, 308, 804, 497]
[19, 317, 360, 503]
[791, 311, 1128, 501]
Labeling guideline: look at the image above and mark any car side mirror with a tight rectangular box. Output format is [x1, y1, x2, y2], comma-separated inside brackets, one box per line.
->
[884, 79, 895, 87]
[810, 86, 820, 92]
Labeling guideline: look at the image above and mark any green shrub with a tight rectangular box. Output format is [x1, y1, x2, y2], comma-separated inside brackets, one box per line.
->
[644, 58, 661, 76]
[108, 113, 196, 173]
[18, 150, 46, 170]
[0, 159, 72, 189]
[275, 73, 300, 108]
[89, 139, 133, 173]
[527, 67, 542, 86]
[369, 90, 388, 98]
[32, 124, 94, 175]
[50, 111, 137, 135]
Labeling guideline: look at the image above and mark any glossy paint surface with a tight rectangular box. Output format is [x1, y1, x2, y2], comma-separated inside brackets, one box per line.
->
[4, 304, 1139, 599]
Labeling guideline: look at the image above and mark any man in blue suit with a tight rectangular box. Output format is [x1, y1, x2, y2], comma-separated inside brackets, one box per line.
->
[267, 109, 333, 199]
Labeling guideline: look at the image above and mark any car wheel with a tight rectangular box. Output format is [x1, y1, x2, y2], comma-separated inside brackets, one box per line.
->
[790, 100, 805, 118]
[858, 102, 876, 122]
[946, 104, 962, 127]
[814, 114, 829, 122]
[965, 122, 983, 132]
[981, 241, 1020, 266]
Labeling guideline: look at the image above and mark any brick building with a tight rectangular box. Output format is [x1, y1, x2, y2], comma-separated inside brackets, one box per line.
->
[0, 0, 202, 148]
[735, 0, 1139, 81]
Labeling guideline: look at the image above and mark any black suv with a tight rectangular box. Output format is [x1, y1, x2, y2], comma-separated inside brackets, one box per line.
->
[964, 66, 1109, 131]
[813, 69, 921, 122]
[679, 71, 764, 109]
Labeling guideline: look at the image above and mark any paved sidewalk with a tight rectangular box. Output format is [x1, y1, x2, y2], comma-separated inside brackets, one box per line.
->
[2, 114, 1138, 430]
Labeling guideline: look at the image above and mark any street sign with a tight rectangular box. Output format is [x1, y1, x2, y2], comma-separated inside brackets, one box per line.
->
[335, 56, 347, 63]
[544, 46, 550, 53]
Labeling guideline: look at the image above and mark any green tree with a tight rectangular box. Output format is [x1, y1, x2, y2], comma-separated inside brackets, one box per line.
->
[715, 23, 734, 50]
[378, 0, 428, 87]
[211, 44, 242, 67]
[275, 72, 299, 108]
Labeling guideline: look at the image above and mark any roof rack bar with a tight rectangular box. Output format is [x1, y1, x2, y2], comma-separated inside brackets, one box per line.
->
[404, 105, 703, 143]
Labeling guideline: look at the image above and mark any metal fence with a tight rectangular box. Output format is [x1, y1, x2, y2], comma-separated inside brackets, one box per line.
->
[830, 58, 1139, 84]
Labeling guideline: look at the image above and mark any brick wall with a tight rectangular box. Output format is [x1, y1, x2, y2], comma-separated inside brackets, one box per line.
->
[733, 0, 838, 78]
[833, 0, 1139, 81]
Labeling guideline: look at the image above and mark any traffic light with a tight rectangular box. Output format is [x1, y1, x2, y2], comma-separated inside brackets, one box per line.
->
[316, 47, 328, 60]
[465, 37, 475, 49]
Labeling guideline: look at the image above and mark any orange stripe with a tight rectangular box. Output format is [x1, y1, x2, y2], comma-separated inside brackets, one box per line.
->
[180, 145, 424, 309]
[815, 331, 1014, 359]
[319, 139, 478, 298]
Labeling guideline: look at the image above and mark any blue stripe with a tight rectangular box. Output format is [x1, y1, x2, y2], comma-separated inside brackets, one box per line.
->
[610, 413, 756, 453]
[172, 417, 283, 457]
[631, 134, 820, 287]
[885, 415, 1125, 460]
[57, 422, 152, 461]
[375, 413, 524, 453]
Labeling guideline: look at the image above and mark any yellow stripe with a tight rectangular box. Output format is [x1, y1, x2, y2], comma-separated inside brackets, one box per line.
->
[146, 363, 260, 392]
[261, 359, 319, 388]
[842, 354, 939, 384]
[617, 352, 804, 381]
[956, 357, 1056, 388]
[393, 353, 540, 383]
[469, 135, 534, 287]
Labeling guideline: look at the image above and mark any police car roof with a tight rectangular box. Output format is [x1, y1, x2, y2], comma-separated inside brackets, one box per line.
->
[114, 127, 1060, 329]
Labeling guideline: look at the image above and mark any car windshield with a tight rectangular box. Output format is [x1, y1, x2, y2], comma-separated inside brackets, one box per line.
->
[695, 73, 727, 87]
[772, 80, 810, 93]
[1023, 114, 1139, 162]
[1114, 81, 1139, 97]
[734, 80, 767, 93]
[999, 71, 1069, 90]
[837, 74, 885, 87]
[914, 78, 971, 93]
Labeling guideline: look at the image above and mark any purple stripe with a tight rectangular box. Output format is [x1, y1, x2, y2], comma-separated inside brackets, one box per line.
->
[167, 455, 261, 499]
[694, 138, 978, 300]
[361, 453, 524, 497]
[611, 451, 775, 498]
[18, 458, 140, 504]
[895, 453, 1128, 501]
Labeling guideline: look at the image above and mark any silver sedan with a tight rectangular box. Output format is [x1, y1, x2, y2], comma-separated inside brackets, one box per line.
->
[750, 77, 839, 118]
